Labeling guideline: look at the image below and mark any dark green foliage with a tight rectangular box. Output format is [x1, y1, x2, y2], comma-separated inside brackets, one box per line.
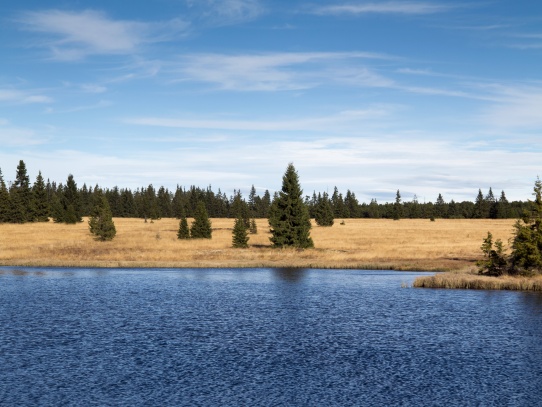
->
[392, 190, 402, 220]
[11, 160, 33, 222]
[231, 190, 250, 228]
[52, 174, 83, 223]
[65, 175, 82, 223]
[510, 178, 542, 275]
[249, 218, 258, 234]
[496, 191, 510, 219]
[32, 171, 50, 222]
[269, 163, 314, 248]
[434, 193, 447, 219]
[232, 215, 249, 248]
[177, 207, 190, 239]
[477, 232, 507, 276]
[157, 186, 172, 218]
[314, 192, 334, 227]
[473, 189, 488, 218]
[88, 190, 116, 241]
[190, 201, 212, 239]
[8, 184, 26, 223]
[0, 168, 11, 223]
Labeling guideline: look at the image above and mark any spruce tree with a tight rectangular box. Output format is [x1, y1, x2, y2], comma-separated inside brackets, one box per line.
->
[88, 190, 116, 241]
[50, 193, 65, 223]
[473, 189, 487, 218]
[497, 191, 510, 219]
[12, 160, 33, 222]
[232, 215, 249, 248]
[314, 192, 334, 226]
[268, 163, 314, 248]
[62, 174, 83, 223]
[190, 201, 212, 239]
[9, 184, 26, 223]
[32, 171, 50, 222]
[393, 190, 402, 220]
[177, 207, 190, 239]
[510, 177, 542, 274]
[249, 218, 258, 234]
[0, 168, 10, 223]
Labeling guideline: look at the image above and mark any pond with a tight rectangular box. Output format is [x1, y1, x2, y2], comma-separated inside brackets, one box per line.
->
[1, 267, 541, 406]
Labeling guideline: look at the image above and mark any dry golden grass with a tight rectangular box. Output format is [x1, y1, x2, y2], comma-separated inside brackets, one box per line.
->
[412, 273, 542, 291]
[0, 217, 515, 271]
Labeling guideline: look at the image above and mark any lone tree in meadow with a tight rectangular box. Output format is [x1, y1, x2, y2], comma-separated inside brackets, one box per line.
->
[232, 214, 249, 248]
[88, 190, 116, 241]
[177, 207, 190, 239]
[190, 201, 212, 239]
[269, 163, 314, 248]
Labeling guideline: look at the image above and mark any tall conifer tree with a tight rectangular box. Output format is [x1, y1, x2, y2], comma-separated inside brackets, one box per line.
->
[190, 201, 212, 239]
[33, 171, 50, 222]
[232, 214, 249, 248]
[269, 163, 314, 248]
[88, 189, 116, 241]
[177, 207, 190, 239]
[12, 160, 33, 222]
[0, 168, 10, 223]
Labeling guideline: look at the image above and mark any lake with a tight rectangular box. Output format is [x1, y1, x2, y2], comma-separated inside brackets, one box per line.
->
[1, 267, 541, 406]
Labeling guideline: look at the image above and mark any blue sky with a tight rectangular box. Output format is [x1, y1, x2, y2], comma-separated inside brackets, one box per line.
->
[1, 0, 541, 202]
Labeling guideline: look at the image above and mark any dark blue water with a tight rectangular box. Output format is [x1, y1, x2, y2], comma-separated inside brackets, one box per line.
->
[1, 268, 541, 406]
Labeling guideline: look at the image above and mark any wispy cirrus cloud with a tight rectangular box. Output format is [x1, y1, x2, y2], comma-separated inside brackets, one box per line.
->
[185, 0, 264, 25]
[124, 108, 391, 132]
[0, 89, 52, 104]
[18, 9, 189, 60]
[311, 2, 455, 16]
[0, 120, 49, 147]
[505, 33, 542, 49]
[174, 51, 393, 91]
[479, 83, 542, 129]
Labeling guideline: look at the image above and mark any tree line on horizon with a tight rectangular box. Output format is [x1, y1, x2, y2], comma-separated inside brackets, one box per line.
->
[0, 160, 530, 225]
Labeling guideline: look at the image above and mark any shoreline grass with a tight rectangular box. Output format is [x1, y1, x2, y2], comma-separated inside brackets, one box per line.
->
[412, 272, 542, 291]
[4, 217, 540, 290]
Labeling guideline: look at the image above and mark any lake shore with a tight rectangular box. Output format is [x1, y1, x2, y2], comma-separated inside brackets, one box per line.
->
[5, 216, 542, 291]
[2, 216, 541, 290]
[412, 271, 542, 291]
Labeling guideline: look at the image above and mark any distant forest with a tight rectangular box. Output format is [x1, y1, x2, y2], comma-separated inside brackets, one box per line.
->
[0, 160, 530, 224]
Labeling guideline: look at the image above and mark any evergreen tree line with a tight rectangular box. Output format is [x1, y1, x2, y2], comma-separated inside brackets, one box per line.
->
[0, 160, 530, 224]
[307, 187, 524, 220]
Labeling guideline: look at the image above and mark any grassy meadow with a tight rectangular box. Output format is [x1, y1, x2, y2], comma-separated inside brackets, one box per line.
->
[0, 217, 516, 272]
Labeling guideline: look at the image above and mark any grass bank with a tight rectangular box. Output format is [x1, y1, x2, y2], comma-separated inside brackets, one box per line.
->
[0, 218, 515, 271]
[412, 272, 542, 291]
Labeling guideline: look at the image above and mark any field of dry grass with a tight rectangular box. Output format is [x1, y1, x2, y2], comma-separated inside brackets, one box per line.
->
[0, 217, 516, 271]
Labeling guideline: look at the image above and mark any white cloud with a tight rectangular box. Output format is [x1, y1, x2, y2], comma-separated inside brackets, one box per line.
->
[46, 100, 112, 114]
[124, 108, 391, 132]
[0, 125, 47, 147]
[18, 10, 189, 60]
[186, 0, 264, 25]
[479, 84, 542, 129]
[174, 51, 392, 91]
[0, 89, 53, 104]
[312, 2, 454, 16]
[80, 84, 107, 93]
